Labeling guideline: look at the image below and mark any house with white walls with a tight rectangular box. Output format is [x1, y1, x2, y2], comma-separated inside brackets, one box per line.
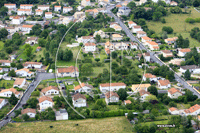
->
[4, 3, 16, 10]
[35, 9, 43, 16]
[143, 73, 157, 82]
[105, 91, 119, 104]
[93, 30, 108, 38]
[0, 99, 7, 109]
[141, 36, 152, 45]
[57, 66, 79, 77]
[72, 93, 87, 107]
[17, 9, 32, 15]
[20, 4, 33, 9]
[25, 37, 38, 45]
[84, 43, 96, 53]
[128, 21, 137, 28]
[54, 6, 61, 12]
[136, 31, 147, 38]
[21, 108, 36, 118]
[78, 36, 95, 44]
[10, 16, 24, 25]
[99, 83, 126, 93]
[81, 0, 91, 7]
[0, 60, 11, 66]
[161, 50, 174, 57]
[41, 86, 59, 96]
[178, 48, 191, 57]
[15, 68, 33, 77]
[139, 90, 150, 102]
[132, 26, 143, 33]
[169, 107, 179, 115]
[179, 65, 200, 74]
[74, 83, 93, 93]
[158, 79, 171, 89]
[143, 52, 151, 62]
[23, 62, 43, 69]
[63, 7, 73, 13]
[21, 25, 34, 33]
[38, 5, 49, 11]
[183, 104, 200, 116]
[131, 84, 151, 92]
[39, 96, 53, 110]
[112, 34, 123, 41]
[168, 88, 183, 99]
[0, 88, 20, 98]
[13, 78, 26, 88]
[45, 12, 53, 19]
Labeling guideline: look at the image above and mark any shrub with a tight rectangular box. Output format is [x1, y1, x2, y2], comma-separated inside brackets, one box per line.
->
[195, 18, 200, 23]
[185, 18, 195, 24]
[31, 90, 40, 96]
[162, 26, 173, 34]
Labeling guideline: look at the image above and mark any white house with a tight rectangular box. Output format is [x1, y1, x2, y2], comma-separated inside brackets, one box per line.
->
[63, 7, 73, 13]
[158, 79, 171, 89]
[74, 83, 93, 93]
[15, 68, 33, 77]
[130, 42, 138, 50]
[5, 27, 16, 34]
[110, 22, 119, 29]
[4, 3, 16, 10]
[35, 9, 43, 16]
[161, 50, 173, 57]
[99, 83, 126, 93]
[13, 78, 26, 88]
[136, 31, 147, 38]
[85, 9, 99, 18]
[39, 96, 53, 110]
[78, 36, 95, 44]
[170, 1, 178, 6]
[178, 48, 191, 57]
[0, 88, 20, 98]
[72, 93, 87, 107]
[146, 41, 159, 50]
[143, 73, 157, 82]
[84, 43, 96, 53]
[179, 65, 200, 74]
[131, 84, 151, 92]
[168, 88, 182, 99]
[113, 25, 122, 31]
[0, 60, 11, 66]
[21, 25, 34, 33]
[25, 37, 38, 45]
[93, 30, 108, 38]
[45, 12, 53, 19]
[112, 34, 123, 41]
[23, 62, 43, 69]
[143, 52, 151, 62]
[117, 6, 131, 17]
[141, 36, 152, 45]
[17, 9, 32, 15]
[169, 107, 179, 115]
[114, 42, 129, 50]
[21, 108, 36, 118]
[41, 86, 59, 96]
[183, 104, 200, 116]
[38, 5, 49, 11]
[10, 16, 24, 25]
[20, 4, 33, 9]
[74, 11, 85, 20]
[54, 6, 61, 12]
[105, 91, 119, 105]
[81, 0, 91, 7]
[57, 66, 79, 77]
[132, 26, 143, 33]
[164, 37, 178, 44]
[55, 109, 68, 120]
[128, 21, 137, 28]
[139, 90, 150, 102]
[0, 99, 7, 109]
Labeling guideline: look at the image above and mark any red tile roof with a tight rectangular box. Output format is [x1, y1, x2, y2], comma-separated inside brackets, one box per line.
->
[21, 108, 36, 114]
[105, 91, 119, 98]
[72, 93, 86, 100]
[39, 96, 53, 103]
[41, 86, 59, 93]
[100, 83, 126, 87]
[57, 66, 79, 73]
[168, 88, 182, 95]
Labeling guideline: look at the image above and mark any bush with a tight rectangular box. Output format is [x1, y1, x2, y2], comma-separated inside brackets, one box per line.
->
[195, 18, 200, 23]
[185, 18, 195, 24]
[31, 90, 40, 96]
[162, 26, 173, 34]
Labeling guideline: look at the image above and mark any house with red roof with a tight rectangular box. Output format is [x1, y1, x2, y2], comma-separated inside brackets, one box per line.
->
[74, 83, 93, 93]
[183, 104, 200, 116]
[158, 79, 171, 89]
[57, 66, 79, 77]
[132, 26, 143, 33]
[17, 9, 32, 15]
[81, 0, 91, 7]
[178, 48, 191, 57]
[168, 88, 182, 99]
[124, 100, 131, 105]
[39, 96, 53, 110]
[136, 31, 147, 38]
[21, 108, 36, 118]
[99, 83, 126, 93]
[15, 68, 33, 77]
[41, 86, 59, 96]
[84, 43, 96, 53]
[169, 107, 179, 115]
[0, 88, 20, 98]
[72, 93, 87, 107]
[105, 91, 119, 104]
[128, 21, 137, 28]
[13, 78, 26, 88]
[139, 90, 150, 102]
[143, 73, 157, 82]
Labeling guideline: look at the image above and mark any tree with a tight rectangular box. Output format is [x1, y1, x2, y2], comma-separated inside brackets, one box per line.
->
[152, 12, 162, 21]
[0, 7, 8, 17]
[184, 69, 191, 80]
[149, 123, 157, 133]
[24, 44, 33, 57]
[95, 58, 100, 62]
[81, 63, 93, 75]
[63, 48, 73, 61]
[0, 28, 8, 40]
[147, 86, 158, 96]
[176, 34, 189, 48]
[185, 18, 195, 24]
[151, 109, 159, 117]
[9, 93, 18, 105]
[162, 26, 173, 34]
[26, 98, 39, 108]
[22, 114, 30, 121]
[161, 31, 168, 39]
[111, 51, 118, 59]
[127, 1, 136, 9]
[11, 63, 16, 67]
[38, 38, 47, 47]
[127, 111, 134, 120]
[95, 35, 101, 43]
[168, 101, 177, 107]
[117, 88, 128, 101]
[93, 99, 107, 111]
[145, 95, 158, 102]
[193, 0, 200, 7]
[8, 69, 16, 77]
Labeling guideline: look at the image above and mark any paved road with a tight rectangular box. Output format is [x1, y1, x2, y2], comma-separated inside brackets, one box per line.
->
[0, 73, 55, 128]
[106, 7, 200, 98]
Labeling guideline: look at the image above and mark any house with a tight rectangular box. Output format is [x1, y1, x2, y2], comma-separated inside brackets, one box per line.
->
[23, 62, 43, 69]
[169, 58, 184, 66]
[5, 27, 16, 33]
[41, 86, 59, 96]
[130, 42, 138, 50]
[85, 9, 99, 18]
[45, 12, 53, 19]
[0, 60, 11, 66]
[164, 37, 178, 44]
[81, 0, 91, 7]
[0, 99, 7, 109]
[74, 11, 85, 20]
[128, 21, 137, 28]
[147, 41, 159, 50]
[35, 9, 43, 16]
[17, 9, 32, 15]
[124, 100, 131, 105]
[116, 4, 122, 8]
[113, 25, 122, 31]
[0, 68, 3, 73]
[84, 43, 96, 53]
[180, 65, 200, 74]
[72, 93, 87, 107]
[170, 1, 178, 6]
[38, 5, 49, 11]
[114, 42, 129, 50]
[183, 104, 200, 116]
[63, 7, 73, 13]
[139, 90, 150, 102]
[158, 79, 171, 89]
[178, 48, 191, 57]
[10, 16, 24, 25]
[74, 83, 93, 93]
[15, 68, 33, 77]
[143, 52, 151, 62]
[0, 88, 20, 98]
[110, 22, 119, 28]
[105, 91, 119, 104]
[39, 96, 53, 110]
[168, 88, 182, 99]
[25, 37, 38, 45]
[105, 41, 114, 51]
[57, 66, 79, 77]
[161, 50, 173, 57]
[169, 107, 179, 115]
[54, 6, 61, 12]
[117, 6, 131, 17]
[20, 4, 33, 9]
[99, 83, 126, 93]
[21, 108, 36, 118]
[131, 84, 151, 92]
[93, 30, 108, 38]
[4, 4, 16, 10]
[13, 78, 26, 88]
[78, 36, 95, 44]
[143, 73, 157, 82]
[36, 46, 41, 51]
[136, 31, 147, 38]
[132, 26, 143, 33]
[141, 36, 152, 45]
[61, 16, 74, 25]
[55, 109, 68, 120]
[21, 25, 34, 33]
[112, 34, 123, 41]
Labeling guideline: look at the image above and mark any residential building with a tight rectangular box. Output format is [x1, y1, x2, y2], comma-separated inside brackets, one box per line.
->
[72, 93, 87, 107]
[146, 41, 159, 50]
[93, 30, 108, 38]
[5, 27, 16, 33]
[35, 9, 43, 16]
[25, 37, 38, 45]
[99, 83, 126, 93]
[139, 90, 150, 102]
[143, 73, 157, 82]
[168, 88, 182, 99]
[117, 6, 131, 17]
[54, 6, 61, 12]
[114, 42, 129, 50]
[110, 22, 119, 28]
[4, 4, 16, 10]
[0, 88, 20, 98]
[21, 25, 34, 33]
[161, 50, 173, 57]
[116, 4, 122, 8]
[74, 11, 85, 20]
[141, 36, 152, 45]
[132, 26, 143, 33]
[170, 1, 178, 6]
[78, 36, 95, 44]
[180, 65, 200, 74]
[15, 68, 33, 77]
[136, 31, 147, 38]
[41, 86, 59, 96]
[112, 34, 123, 41]
[55, 109, 68, 120]
[74, 83, 93, 93]
[17, 9, 32, 15]
[105, 41, 114, 51]
[10, 16, 24, 25]
[39, 96, 53, 110]
[128, 21, 137, 28]
[23, 62, 43, 69]
[113, 25, 122, 31]
[164, 37, 178, 44]
[183, 104, 200, 116]
[45, 12, 53, 19]
[131, 84, 151, 92]
[85, 9, 99, 18]
[105, 91, 119, 104]
[169, 107, 179, 115]
[0, 60, 11, 66]
[143, 52, 151, 62]
[169, 58, 184, 66]
[178, 48, 191, 57]
[20, 4, 33, 9]
[0, 99, 7, 109]
[57, 66, 79, 77]
[63, 7, 73, 13]
[21, 108, 36, 118]
[158, 79, 171, 89]
[36, 46, 41, 51]
[38, 5, 49, 11]
[130, 42, 138, 50]
[13, 78, 26, 88]
[81, 0, 91, 7]
[84, 43, 96, 53]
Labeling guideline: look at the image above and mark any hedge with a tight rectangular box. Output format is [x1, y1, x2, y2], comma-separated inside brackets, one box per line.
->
[89, 110, 135, 118]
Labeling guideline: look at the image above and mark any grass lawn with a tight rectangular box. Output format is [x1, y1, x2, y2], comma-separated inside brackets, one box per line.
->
[140, 120, 169, 126]
[0, 41, 4, 50]
[108, 105, 119, 111]
[0, 104, 13, 119]
[146, 7, 200, 47]
[17, 44, 39, 60]
[0, 80, 14, 89]
[1, 117, 133, 133]
[177, 103, 191, 109]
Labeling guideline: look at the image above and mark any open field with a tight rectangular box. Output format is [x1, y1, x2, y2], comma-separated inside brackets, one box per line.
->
[0, 41, 4, 50]
[1, 117, 133, 133]
[146, 8, 200, 47]
[0, 80, 14, 89]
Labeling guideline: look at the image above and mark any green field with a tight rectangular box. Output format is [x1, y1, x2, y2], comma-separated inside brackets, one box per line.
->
[146, 8, 200, 47]
[1, 117, 133, 133]
[0, 41, 4, 50]
[0, 80, 14, 89]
